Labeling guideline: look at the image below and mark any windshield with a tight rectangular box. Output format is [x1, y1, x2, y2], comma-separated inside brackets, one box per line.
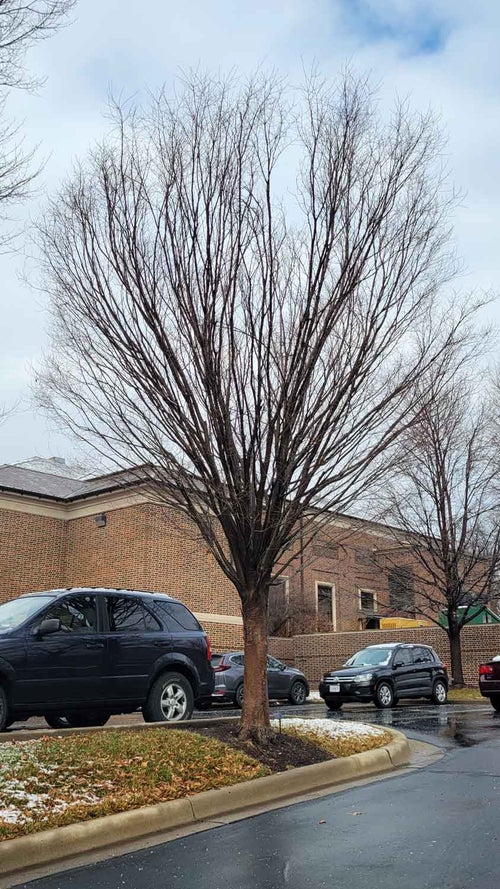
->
[0, 596, 55, 632]
[344, 647, 394, 667]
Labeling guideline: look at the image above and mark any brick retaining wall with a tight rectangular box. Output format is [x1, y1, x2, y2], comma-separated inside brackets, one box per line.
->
[269, 625, 500, 686]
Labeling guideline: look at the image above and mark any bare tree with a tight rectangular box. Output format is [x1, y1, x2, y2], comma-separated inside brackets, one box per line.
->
[0, 1, 75, 220]
[0, 1, 75, 89]
[36, 71, 474, 740]
[0, 0, 74, 426]
[380, 373, 500, 686]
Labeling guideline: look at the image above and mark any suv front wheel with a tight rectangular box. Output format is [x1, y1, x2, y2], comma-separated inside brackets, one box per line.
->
[374, 681, 394, 709]
[143, 671, 194, 722]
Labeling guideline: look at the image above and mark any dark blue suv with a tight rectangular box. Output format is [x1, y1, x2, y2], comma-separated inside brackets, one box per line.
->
[0, 587, 214, 731]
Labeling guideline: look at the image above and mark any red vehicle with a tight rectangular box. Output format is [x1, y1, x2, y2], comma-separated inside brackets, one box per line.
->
[478, 658, 500, 711]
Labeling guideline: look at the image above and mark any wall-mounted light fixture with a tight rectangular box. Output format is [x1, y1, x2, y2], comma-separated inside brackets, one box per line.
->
[94, 513, 107, 528]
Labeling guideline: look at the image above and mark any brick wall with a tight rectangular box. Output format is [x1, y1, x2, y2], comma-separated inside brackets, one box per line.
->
[64, 503, 242, 618]
[276, 524, 439, 635]
[0, 509, 67, 603]
[269, 625, 500, 686]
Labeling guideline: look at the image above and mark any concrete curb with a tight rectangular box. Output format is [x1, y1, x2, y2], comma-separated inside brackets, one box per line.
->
[0, 728, 410, 879]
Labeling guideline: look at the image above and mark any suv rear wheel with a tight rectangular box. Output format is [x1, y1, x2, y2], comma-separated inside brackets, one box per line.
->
[374, 681, 394, 709]
[431, 679, 448, 705]
[235, 683, 244, 709]
[143, 671, 194, 722]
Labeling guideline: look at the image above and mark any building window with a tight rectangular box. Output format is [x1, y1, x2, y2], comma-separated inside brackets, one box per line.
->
[388, 566, 415, 613]
[268, 577, 289, 636]
[316, 582, 335, 629]
[359, 589, 376, 612]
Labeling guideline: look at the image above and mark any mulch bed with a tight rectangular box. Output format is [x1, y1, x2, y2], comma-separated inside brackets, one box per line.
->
[191, 723, 331, 773]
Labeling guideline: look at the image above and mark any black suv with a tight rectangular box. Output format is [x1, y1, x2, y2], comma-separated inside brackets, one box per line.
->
[319, 642, 448, 710]
[0, 587, 214, 731]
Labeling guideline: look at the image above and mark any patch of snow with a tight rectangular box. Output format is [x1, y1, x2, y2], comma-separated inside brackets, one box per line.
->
[273, 717, 385, 739]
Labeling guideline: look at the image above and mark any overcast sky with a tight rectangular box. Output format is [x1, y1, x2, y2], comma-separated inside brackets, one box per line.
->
[1, 0, 500, 466]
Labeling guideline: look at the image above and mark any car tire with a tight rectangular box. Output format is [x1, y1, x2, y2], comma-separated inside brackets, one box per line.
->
[0, 686, 9, 732]
[489, 694, 500, 712]
[431, 679, 448, 705]
[288, 680, 308, 705]
[235, 683, 244, 709]
[374, 681, 394, 709]
[325, 697, 343, 711]
[46, 713, 111, 729]
[143, 672, 194, 722]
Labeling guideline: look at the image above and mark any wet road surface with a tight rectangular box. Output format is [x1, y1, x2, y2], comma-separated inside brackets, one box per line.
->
[11, 701, 500, 889]
[8, 699, 499, 750]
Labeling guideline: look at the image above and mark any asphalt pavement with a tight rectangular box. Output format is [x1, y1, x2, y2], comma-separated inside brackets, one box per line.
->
[10, 701, 500, 889]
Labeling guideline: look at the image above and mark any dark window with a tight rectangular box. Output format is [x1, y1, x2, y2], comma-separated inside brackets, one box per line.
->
[107, 597, 160, 632]
[268, 579, 288, 635]
[317, 584, 333, 621]
[388, 566, 415, 612]
[394, 648, 412, 666]
[360, 590, 375, 612]
[143, 606, 162, 632]
[412, 646, 433, 664]
[154, 601, 201, 632]
[231, 654, 244, 666]
[45, 596, 97, 633]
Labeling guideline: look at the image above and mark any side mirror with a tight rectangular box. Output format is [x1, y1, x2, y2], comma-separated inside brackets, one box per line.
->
[34, 618, 61, 638]
[393, 661, 404, 669]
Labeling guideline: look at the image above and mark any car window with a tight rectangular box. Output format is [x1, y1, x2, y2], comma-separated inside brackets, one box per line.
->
[231, 655, 244, 666]
[44, 595, 97, 633]
[154, 601, 201, 632]
[344, 647, 393, 667]
[393, 648, 412, 666]
[413, 647, 433, 664]
[0, 595, 56, 632]
[107, 597, 160, 632]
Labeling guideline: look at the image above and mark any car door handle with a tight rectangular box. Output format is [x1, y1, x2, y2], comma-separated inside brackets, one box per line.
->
[85, 642, 104, 649]
[153, 641, 171, 647]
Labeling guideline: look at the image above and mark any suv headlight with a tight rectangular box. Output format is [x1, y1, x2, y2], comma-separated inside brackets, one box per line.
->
[354, 672, 373, 683]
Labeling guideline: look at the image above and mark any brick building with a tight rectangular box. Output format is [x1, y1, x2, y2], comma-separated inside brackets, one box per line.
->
[0, 457, 446, 649]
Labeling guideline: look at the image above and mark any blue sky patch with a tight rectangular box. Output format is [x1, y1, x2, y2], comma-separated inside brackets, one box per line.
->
[338, 0, 449, 56]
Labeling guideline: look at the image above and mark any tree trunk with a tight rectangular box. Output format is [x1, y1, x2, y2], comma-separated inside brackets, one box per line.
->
[448, 623, 465, 687]
[239, 592, 275, 744]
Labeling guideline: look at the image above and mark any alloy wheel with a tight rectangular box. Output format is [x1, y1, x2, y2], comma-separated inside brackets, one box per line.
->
[160, 682, 188, 720]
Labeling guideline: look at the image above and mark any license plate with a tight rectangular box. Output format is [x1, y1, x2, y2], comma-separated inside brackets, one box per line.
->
[329, 684, 340, 693]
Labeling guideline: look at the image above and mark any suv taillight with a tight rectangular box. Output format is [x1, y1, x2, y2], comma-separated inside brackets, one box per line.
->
[442, 663, 448, 673]
[206, 637, 212, 662]
[214, 663, 231, 673]
[479, 664, 494, 675]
